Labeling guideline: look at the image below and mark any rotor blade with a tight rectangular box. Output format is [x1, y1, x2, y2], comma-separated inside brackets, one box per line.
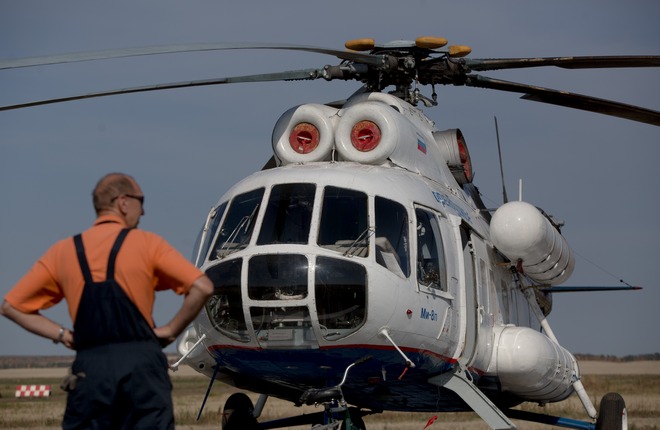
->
[465, 55, 660, 71]
[540, 285, 642, 293]
[0, 69, 322, 112]
[0, 42, 385, 70]
[465, 75, 660, 126]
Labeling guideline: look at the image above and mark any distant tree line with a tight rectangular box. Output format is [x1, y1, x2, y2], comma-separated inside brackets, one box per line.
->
[0, 354, 182, 369]
[575, 353, 660, 362]
[0, 355, 74, 369]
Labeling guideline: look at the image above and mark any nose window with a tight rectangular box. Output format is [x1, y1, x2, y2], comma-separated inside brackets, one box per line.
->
[248, 254, 308, 300]
[314, 256, 367, 340]
[250, 306, 316, 349]
[205, 258, 249, 342]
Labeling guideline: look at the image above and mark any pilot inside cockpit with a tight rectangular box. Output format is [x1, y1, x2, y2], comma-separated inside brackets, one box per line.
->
[415, 209, 443, 289]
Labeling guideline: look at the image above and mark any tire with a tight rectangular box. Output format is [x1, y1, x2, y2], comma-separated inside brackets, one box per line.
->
[222, 392, 259, 430]
[596, 392, 627, 430]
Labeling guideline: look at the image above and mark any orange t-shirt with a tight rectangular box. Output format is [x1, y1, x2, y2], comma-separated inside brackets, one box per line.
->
[5, 214, 204, 327]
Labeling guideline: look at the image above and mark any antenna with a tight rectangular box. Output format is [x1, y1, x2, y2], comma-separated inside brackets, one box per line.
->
[494, 117, 509, 204]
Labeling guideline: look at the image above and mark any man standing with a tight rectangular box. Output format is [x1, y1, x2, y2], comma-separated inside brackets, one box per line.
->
[1, 172, 214, 429]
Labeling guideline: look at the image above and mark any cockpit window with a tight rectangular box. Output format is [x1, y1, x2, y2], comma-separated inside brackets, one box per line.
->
[192, 202, 227, 267]
[257, 183, 316, 245]
[415, 208, 447, 291]
[318, 186, 369, 257]
[375, 196, 410, 277]
[211, 188, 264, 260]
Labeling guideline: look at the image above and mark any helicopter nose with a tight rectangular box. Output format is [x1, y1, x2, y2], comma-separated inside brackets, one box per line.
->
[204, 253, 368, 349]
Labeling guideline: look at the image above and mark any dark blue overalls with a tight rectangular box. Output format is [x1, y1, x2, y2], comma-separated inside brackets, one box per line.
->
[63, 228, 174, 430]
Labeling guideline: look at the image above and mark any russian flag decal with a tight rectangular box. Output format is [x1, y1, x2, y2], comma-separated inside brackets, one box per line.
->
[417, 138, 427, 154]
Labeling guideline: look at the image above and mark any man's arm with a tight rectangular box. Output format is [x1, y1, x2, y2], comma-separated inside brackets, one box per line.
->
[153, 275, 214, 347]
[1, 300, 75, 349]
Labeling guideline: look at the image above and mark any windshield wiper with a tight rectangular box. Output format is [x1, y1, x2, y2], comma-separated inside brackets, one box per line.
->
[344, 227, 374, 257]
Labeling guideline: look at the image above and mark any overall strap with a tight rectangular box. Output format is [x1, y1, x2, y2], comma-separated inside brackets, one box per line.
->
[73, 228, 132, 283]
[106, 228, 132, 280]
[73, 234, 93, 284]
[72, 227, 156, 350]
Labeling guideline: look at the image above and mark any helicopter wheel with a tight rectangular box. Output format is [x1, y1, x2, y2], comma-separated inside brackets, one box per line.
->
[340, 408, 366, 430]
[595, 392, 627, 430]
[221, 392, 259, 430]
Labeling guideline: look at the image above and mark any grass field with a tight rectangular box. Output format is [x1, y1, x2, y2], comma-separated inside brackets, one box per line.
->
[1, 365, 659, 429]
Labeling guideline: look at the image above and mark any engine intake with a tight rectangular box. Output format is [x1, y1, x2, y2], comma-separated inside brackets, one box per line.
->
[272, 104, 338, 165]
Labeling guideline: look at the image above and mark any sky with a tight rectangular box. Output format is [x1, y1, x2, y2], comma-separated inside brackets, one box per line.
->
[1, 1, 658, 358]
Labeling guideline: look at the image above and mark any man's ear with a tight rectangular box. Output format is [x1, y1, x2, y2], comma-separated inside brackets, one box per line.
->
[117, 196, 129, 216]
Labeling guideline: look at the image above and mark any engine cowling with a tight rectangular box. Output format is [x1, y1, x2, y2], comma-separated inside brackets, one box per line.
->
[335, 100, 421, 165]
[272, 103, 339, 165]
[433, 129, 473, 184]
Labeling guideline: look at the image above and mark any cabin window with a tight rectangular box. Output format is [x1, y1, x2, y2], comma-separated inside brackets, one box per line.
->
[212, 188, 264, 260]
[257, 183, 316, 245]
[415, 208, 447, 291]
[314, 256, 367, 340]
[374, 196, 410, 277]
[317, 186, 369, 257]
[205, 258, 249, 342]
[248, 254, 308, 300]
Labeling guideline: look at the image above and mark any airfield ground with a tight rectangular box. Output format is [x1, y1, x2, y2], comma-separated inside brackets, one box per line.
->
[1, 361, 659, 429]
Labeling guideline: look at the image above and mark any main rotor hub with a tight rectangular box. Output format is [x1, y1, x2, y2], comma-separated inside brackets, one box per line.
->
[336, 37, 474, 105]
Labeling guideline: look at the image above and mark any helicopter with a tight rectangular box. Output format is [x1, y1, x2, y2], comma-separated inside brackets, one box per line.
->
[2, 37, 658, 429]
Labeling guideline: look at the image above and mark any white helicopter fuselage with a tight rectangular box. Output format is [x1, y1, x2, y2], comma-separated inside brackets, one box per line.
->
[178, 92, 580, 412]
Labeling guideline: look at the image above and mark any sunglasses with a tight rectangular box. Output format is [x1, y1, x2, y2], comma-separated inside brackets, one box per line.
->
[124, 194, 145, 205]
[112, 194, 145, 205]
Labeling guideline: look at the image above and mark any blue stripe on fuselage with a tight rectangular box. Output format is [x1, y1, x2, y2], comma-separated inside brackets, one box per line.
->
[203, 345, 512, 412]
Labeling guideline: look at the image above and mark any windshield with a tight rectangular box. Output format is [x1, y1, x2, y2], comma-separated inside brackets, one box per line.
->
[211, 188, 264, 260]
[318, 186, 369, 257]
[257, 183, 315, 245]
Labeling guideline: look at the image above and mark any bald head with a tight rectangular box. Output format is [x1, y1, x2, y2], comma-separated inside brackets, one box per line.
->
[93, 173, 139, 215]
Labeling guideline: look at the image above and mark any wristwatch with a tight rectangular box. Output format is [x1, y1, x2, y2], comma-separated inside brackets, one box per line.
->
[53, 326, 66, 344]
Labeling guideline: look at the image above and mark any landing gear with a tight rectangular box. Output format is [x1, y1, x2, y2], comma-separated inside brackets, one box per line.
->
[300, 356, 373, 430]
[340, 408, 366, 430]
[596, 392, 627, 430]
[222, 392, 259, 430]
